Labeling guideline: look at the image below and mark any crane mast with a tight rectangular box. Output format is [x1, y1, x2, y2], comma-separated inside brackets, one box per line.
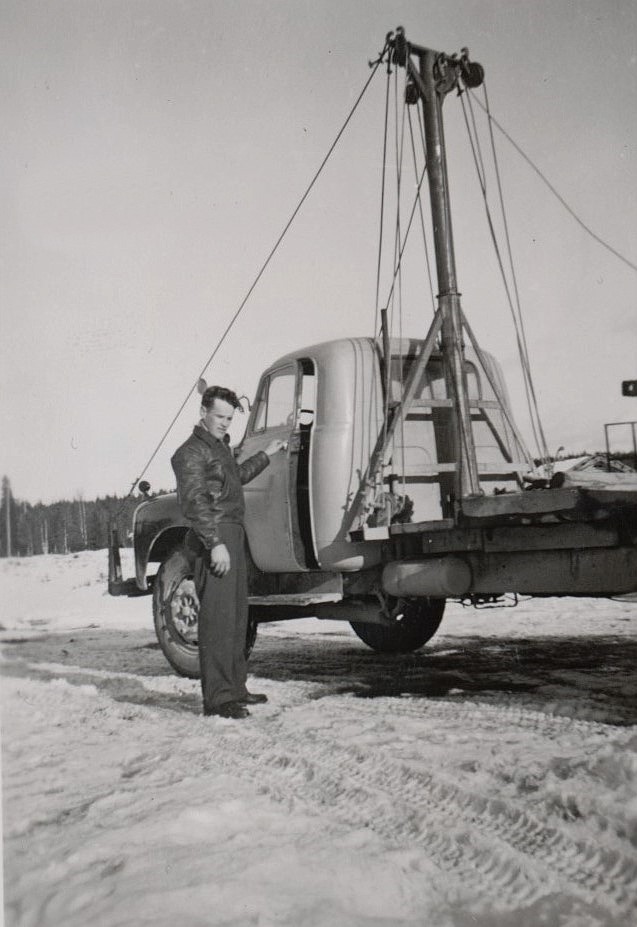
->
[390, 30, 486, 505]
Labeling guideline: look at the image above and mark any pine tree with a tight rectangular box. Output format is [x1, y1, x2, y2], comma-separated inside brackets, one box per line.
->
[1, 475, 14, 557]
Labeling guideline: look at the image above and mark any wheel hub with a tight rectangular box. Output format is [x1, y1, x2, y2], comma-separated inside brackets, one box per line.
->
[169, 577, 199, 644]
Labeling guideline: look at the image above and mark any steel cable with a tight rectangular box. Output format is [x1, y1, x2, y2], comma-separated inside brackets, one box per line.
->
[118, 47, 388, 509]
[406, 106, 436, 313]
[469, 90, 637, 274]
[479, 83, 551, 465]
[459, 89, 550, 466]
[373, 60, 392, 339]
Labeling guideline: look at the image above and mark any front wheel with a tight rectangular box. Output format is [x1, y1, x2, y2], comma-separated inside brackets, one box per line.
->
[152, 548, 258, 678]
[350, 597, 445, 653]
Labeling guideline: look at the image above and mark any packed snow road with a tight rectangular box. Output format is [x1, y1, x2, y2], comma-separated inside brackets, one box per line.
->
[1, 552, 636, 927]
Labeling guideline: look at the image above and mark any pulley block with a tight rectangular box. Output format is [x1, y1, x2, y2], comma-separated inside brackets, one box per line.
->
[404, 80, 420, 105]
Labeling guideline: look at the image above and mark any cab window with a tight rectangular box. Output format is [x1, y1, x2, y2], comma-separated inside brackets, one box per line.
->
[252, 368, 297, 432]
[391, 357, 481, 400]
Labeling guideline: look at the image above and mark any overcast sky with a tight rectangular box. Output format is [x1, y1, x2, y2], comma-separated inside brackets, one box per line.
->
[2, 0, 636, 503]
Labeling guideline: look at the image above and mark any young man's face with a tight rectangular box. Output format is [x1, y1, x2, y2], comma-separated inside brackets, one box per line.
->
[201, 398, 235, 441]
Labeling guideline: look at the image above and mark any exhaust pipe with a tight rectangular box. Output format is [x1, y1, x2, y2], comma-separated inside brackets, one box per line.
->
[383, 557, 471, 598]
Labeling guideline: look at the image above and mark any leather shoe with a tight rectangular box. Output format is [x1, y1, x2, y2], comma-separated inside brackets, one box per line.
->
[240, 691, 268, 705]
[204, 701, 250, 719]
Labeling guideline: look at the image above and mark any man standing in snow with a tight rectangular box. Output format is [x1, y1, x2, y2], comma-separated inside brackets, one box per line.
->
[171, 385, 285, 719]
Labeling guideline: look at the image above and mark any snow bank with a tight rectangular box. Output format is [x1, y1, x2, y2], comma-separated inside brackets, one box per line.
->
[0, 550, 145, 633]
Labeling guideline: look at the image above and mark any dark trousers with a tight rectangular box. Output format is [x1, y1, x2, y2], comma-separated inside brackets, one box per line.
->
[194, 523, 249, 710]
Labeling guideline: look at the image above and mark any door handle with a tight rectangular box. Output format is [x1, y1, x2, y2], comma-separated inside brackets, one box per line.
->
[288, 432, 302, 453]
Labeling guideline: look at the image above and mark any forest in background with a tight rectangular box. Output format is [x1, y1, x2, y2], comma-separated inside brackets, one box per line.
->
[0, 476, 168, 557]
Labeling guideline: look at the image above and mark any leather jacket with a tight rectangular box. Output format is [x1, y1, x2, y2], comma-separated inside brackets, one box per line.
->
[171, 424, 269, 549]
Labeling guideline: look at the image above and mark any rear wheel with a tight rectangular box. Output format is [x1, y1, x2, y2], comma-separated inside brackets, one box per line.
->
[152, 548, 258, 678]
[350, 597, 445, 653]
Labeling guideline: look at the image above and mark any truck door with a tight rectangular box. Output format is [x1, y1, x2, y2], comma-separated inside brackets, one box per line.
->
[238, 362, 315, 572]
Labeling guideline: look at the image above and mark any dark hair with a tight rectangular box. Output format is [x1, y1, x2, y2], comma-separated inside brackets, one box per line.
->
[201, 385, 244, 413]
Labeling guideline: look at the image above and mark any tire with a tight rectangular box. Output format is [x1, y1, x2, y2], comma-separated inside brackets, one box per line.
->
[350, 597, 445, 653]
[152, 548, 258, 678]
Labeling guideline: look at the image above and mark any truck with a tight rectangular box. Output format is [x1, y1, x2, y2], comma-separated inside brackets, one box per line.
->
[108, 29, 637, 678]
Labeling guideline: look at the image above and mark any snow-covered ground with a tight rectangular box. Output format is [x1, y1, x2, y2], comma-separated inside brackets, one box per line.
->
[1, 551, 636, 927]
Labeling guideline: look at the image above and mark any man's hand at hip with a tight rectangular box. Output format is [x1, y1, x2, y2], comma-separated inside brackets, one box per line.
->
[210, 544, 231, 577]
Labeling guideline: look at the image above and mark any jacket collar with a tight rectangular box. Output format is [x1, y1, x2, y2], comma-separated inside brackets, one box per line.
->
[193, 423, 230, 451]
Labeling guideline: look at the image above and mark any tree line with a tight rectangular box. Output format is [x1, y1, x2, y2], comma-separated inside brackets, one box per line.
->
[0, 476, 165, 557]
[2, 449, 634, 558]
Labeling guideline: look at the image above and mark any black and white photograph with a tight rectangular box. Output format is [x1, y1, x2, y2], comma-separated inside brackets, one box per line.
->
[1, 2, 636, 925]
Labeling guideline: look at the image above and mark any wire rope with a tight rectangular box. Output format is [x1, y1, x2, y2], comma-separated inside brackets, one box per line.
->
[469, 91, 637, 274]
[118, 48, 388, 508]
[406, 106, 435, 313]
[479, 83, 551, 464]
[373, 60, 392, 339]
[459, 89, 550, 465]
[396, 66, 409, 498]
[367, 55, 393, 527]
[384, 63, 411, 498]
[379, 167, 429, 316]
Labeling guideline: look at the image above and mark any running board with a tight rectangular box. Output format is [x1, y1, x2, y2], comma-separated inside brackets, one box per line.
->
[248, 592, 343, 607]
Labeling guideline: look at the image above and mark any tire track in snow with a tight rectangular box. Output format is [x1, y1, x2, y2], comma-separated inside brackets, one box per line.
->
[7, 658, 636, 920]
[200, 696, 636, 917]
[25, 656, 625, 739]
[327, 692, 621, 736]
[15, 663, 637, 913]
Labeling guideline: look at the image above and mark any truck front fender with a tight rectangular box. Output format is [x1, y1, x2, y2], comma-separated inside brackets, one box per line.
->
[133, 493, 190, 590]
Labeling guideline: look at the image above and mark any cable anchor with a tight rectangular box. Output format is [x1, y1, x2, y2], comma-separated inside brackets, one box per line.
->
[369, 32, 393, 70]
